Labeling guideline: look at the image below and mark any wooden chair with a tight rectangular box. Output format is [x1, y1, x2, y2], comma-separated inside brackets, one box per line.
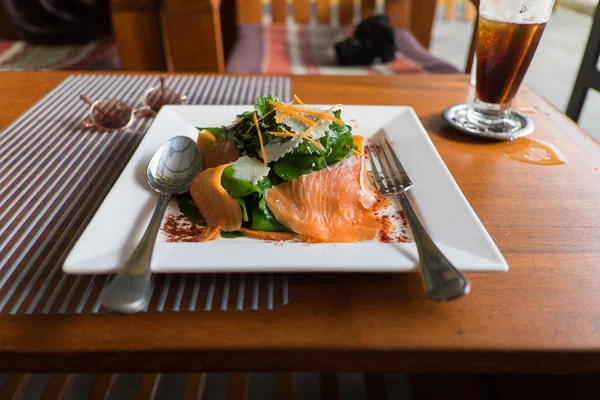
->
[111, 0, 167, 71]
[437, 0, 477, 22]
[566, 2, 600, 123]
[112, 0, 474, 74]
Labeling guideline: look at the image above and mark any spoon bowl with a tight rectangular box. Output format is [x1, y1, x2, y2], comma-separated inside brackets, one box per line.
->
[101, 136, 202, 313]
[146, 135, 203, 194]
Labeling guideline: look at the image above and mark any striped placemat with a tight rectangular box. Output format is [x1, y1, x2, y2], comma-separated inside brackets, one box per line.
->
[0, 74, 292, 315]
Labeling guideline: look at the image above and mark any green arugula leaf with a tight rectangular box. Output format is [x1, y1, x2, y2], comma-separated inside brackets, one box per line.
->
[268, 171, 285, 186]
[228, 96, 283, 158]
[292, 139, 326, 156]
[237, 110, 254, 118]
[234, 197, 249, 221]
[273, 154, 327, 181]
[321, 109, 354, 165]
[251, 198, 290, 232]
[256, 176, 273, 191]
[221, 165, 262, 198]
[221, 231, 243, 238]
[176, 194, 204, 224]
[254, 95, 281, 117]
[220, 165, 285, 230]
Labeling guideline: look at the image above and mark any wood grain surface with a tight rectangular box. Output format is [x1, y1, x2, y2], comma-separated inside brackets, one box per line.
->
[0, 72, 599, 374]
[160, 0, 226, 72]
[110, 0, 167, 71]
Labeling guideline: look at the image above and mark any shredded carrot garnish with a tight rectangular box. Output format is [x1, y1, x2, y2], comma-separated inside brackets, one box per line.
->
[282, 108, 316, 127]
[207, 227, 221, 241]
[199, 226, 214, 242]
[301, 136, 325, 151]
[324, 104, 342, 114]
[293, 94, 305, 105]
[253, 111, 268, 165]
[269, 100, 316, 127]
[274, 99, 298, 123]
[269, 131, 296, 137]
[277, 103, 341, 125]
[351, 149, 362, 156]
[299, 104, 342, 137]
[301, 120, 323, 139]
[274, 102, 344, 125]
[239, 227, 298, 242]
[297, 107, 344, 125]
[257, 108, 274, 122]
[269, 131, 287, 138]
[243, 108, 278, 138]
[269, 130, 325, 151]
[199, 226, 221, 242]
[258, 107, 282, 123]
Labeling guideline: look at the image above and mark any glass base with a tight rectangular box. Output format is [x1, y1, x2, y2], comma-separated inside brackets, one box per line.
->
[442, 103, 534, 141]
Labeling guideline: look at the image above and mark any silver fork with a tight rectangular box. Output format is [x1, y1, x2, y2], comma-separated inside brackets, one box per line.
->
[366, 139, 470, 301]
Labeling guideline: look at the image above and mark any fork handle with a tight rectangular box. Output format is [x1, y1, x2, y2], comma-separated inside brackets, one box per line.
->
[394, 191, 470, 301]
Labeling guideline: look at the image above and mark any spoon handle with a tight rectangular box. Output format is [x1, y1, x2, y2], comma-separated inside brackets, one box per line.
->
[101, 194, 172, 313]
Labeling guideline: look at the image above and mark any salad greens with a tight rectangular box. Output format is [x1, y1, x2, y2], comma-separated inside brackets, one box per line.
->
[176, 194, 204, 224]
[199, 96, 356, 175]
[220, 165, 289, 232]
[191, 96, 357, 233]
[273, 154, 327, 181]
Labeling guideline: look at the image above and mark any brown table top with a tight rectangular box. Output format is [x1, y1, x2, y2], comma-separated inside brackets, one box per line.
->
[1, 71, 600, 374]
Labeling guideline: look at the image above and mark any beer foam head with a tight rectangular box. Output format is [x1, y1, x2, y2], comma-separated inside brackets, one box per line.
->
[480, 0, 555, 24]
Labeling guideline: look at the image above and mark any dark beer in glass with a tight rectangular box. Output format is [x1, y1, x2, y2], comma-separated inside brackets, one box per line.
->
[463, 0, 554, 136]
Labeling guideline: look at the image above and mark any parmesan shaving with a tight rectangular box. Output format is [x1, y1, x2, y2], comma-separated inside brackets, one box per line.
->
[231, 156, 271, 184]
[263, 137, 304, 162]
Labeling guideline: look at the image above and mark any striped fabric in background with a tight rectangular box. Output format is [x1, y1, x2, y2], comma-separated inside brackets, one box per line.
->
[226, 24, 459, 75]
[0, 36, 120, 71]
[227, 0, 459, 75]
[0, 74, 292, 315]
[261, 0, 386, 26]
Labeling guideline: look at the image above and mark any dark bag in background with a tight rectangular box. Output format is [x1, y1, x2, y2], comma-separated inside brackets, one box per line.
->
[1, 0, 111, 44]
[335, 15, 397, 66]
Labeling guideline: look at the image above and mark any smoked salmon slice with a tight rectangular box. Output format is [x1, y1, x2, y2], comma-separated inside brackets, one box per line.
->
[190, 164, 242, 232]
[197, 129, 239, 169]
[264, 152, 382, 242]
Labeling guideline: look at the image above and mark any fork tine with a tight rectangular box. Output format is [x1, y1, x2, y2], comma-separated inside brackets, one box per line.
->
[376, 139, 403, 189]
[383, 138, 413, 187]
[365, 145, 386, 192]
[373, 140, 396, 189]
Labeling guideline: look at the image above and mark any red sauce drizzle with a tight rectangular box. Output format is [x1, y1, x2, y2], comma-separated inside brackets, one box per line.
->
[161, 214, 208, 242]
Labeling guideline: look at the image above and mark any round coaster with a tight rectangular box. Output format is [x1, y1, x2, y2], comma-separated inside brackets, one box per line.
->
[442, 103, 534, 141]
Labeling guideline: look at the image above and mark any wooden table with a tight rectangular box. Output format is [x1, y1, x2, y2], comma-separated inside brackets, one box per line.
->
[1, 72, 600, 374]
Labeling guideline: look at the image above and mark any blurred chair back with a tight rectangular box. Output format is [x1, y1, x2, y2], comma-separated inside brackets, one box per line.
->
[0, 1, 19, 40]
[112, 0, 458, 72]
[236, 0, 422, 44]
[566, 4, 600, 123]
[111, 0, 167, 71]
[237, 0, 409, 27]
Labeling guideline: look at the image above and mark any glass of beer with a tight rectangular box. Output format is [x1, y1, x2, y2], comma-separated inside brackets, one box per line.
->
[463, 0, 554, 136]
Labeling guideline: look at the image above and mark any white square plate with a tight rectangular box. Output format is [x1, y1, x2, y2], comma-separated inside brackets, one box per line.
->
[63, 105, 508, 274]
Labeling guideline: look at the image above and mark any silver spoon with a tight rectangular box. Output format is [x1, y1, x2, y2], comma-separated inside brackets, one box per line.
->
[101, 136, 203, 313]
